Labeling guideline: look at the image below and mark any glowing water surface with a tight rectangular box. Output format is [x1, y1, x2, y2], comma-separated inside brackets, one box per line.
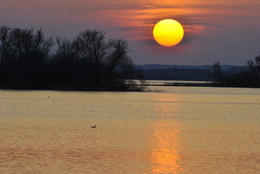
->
[0, 86, 259, 173]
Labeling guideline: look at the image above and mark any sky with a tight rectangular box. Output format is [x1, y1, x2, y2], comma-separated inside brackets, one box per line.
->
[1, 0, 260, 65]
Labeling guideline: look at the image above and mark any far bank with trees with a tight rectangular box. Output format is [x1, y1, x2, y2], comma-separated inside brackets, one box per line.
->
[211, 56, 260, 88]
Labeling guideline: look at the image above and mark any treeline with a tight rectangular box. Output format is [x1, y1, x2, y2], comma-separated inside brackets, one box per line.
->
[0, 26, 145, 91]
[211, 57, 260, 87]
[139, 58, 260, 88]
[141, 68, 212, 81]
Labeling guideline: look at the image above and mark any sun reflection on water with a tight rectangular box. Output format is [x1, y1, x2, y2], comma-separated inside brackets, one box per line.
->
[148, 95, 184, 173]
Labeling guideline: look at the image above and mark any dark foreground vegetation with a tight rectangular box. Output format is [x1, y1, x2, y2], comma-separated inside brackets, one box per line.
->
[0, 26, 145, 91]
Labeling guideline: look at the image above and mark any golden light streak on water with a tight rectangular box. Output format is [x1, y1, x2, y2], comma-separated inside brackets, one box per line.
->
[149, 94, 183, 173]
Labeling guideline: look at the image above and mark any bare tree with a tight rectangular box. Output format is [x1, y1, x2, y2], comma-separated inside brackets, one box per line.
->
[10, 27, 53, 64]
[52, 38, 80, 84]
[75, 30, 110, 69]
[0, 26, 16, 64]
[56, 38, 77, 59]
[255, 55, 260, 72]
[211, 61, 221, 82]
[247, 55, 260, 78]
[0, 26, 53, 65]
[106, 40, 132, 77]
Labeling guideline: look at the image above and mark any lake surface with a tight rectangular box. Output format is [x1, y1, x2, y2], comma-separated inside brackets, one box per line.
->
[0, 86, 260, 173]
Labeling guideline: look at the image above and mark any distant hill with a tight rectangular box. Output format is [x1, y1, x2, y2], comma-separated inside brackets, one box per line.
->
[136, 64, 248, 81]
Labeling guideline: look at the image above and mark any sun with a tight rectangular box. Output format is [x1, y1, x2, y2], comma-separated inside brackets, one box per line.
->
[153, 19, 184, 47]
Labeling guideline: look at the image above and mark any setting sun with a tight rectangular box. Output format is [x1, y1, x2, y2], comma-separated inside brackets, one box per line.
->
[153, 19, 184, 47]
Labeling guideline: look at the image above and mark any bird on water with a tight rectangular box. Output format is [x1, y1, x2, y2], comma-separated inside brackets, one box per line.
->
[91, 125, 97, 128]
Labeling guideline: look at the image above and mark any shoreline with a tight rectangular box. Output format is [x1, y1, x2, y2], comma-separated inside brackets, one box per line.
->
[1, 81, 260, 92]
[146, 82, 260, 89]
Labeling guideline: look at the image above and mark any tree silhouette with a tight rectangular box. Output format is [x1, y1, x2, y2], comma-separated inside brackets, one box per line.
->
[210, 61, 221, 82]
[247, 55, 260, 76]
[51, 38, 80, 86]
[0, 26, 54, 88]
[0, 26, 144, 91]
[0, 26, 16, 64]
[71, 30, 142, 90]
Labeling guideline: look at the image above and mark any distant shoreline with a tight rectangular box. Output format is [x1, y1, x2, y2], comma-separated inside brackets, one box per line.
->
[147, 82, 260, 88]
[1, 81, 259, 92]
[0, 86, 144, 92]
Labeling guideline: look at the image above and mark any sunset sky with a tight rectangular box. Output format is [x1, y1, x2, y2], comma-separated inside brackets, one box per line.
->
[1, 0, 260, 65]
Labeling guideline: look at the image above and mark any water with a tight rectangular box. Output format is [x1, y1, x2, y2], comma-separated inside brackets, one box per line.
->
[0, 86, 260, 174]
